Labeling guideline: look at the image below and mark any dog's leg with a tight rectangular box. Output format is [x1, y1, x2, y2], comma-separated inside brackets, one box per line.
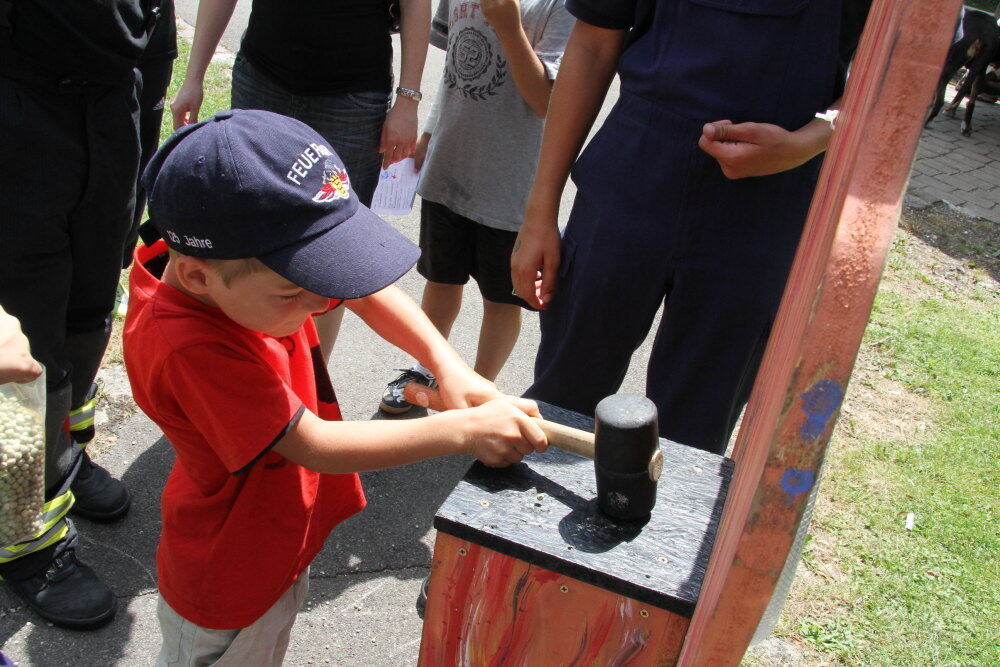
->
[962, 74, 981, 136]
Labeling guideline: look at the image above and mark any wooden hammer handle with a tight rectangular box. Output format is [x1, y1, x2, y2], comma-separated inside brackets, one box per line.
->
[402, 383, 596, 460]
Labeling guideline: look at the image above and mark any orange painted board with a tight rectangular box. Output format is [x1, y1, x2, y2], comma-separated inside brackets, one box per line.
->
[419, 533, 689, 666]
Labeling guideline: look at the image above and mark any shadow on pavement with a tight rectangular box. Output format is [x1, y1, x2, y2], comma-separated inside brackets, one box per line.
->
[0, 406, 472, 663]
[310, 408, 474, 600]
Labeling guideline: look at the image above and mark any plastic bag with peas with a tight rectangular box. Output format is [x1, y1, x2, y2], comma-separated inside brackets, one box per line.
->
[0, 370, 46, 545]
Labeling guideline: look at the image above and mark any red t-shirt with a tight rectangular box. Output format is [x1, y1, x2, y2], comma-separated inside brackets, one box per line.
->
[123, 241, 366, 629]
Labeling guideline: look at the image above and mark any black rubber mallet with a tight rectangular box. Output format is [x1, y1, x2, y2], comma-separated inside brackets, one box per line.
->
[402, 385, 662, 521]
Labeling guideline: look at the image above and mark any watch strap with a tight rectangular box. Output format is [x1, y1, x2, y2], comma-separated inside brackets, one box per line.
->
[395, 86, 423, 102]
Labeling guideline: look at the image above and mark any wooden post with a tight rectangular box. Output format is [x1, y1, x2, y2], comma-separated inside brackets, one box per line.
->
[677, 0, 964, 664]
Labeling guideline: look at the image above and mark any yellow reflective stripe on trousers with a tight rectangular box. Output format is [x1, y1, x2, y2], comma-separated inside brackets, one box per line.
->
[0, 523, 69, 567]
[69, 396, 97, 431]
[0, 490, 75, 562]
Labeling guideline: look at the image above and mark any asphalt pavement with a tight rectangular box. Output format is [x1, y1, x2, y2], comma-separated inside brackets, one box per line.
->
[0, 8, 658, 666]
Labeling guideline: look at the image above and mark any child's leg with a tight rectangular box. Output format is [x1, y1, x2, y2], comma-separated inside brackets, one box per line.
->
[380, 200, 473, 413]
[421, 281, 464, 339]
[216, 572, 309, 666]
[156, 596, 239, 666]
[471, 224, 536, 382]
[475, 299, 523, 381]
[156, 572, 309, 667]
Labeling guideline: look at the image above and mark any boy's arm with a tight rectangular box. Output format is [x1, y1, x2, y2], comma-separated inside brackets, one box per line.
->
[345, 286, 499, 408]
[273, 396, 546, 473]
[511, 20, 626, 308]
[380, 0, 432, 168]
[170, 0, 239, 129]
[481, 0, 554, 118]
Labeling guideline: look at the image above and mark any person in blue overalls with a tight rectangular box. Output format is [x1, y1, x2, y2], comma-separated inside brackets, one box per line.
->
[511, 0, 872, 455]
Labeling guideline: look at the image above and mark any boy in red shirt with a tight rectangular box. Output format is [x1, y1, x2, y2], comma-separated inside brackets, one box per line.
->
[124, 109, 546, 665]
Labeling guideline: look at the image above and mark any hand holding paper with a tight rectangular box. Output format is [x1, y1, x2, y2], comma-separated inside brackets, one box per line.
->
[371, 158, 421, 216]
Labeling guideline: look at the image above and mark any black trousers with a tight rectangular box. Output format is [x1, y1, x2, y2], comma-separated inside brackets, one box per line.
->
[0, 72, 140, 578]
[0, 72, 141, 391]
[125, 55, 174, 267]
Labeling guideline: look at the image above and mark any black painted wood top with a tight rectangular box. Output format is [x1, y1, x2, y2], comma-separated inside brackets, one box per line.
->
[433, 402, 734, 618]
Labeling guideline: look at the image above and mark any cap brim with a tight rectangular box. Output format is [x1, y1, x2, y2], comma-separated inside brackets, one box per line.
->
[257, 205, 419, 300]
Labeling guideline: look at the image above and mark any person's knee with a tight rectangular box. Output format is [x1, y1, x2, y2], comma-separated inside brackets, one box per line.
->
[482, 298, 523, 320]
[423, 281, 465, 304]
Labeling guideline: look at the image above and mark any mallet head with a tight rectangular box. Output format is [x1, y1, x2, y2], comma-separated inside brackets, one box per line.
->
[594, 394, 660, 521]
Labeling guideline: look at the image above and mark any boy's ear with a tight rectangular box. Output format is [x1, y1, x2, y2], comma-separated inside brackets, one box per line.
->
[172, 256, 215, 295]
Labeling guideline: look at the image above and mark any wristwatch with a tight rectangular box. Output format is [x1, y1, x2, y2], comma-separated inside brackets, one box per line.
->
[815, 109, 840, 130]
[395, 86, 423, 102]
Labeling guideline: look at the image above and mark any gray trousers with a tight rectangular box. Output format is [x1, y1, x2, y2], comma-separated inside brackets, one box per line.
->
[156, 570, 309, 667]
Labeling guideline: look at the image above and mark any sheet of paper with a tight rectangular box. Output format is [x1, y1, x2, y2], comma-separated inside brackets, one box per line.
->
[370, 158, 420, 216]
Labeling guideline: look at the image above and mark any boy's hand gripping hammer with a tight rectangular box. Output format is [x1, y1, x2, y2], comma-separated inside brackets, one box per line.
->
[403, 384, 663, 521]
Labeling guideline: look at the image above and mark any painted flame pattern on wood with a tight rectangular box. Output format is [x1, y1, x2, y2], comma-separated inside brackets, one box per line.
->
[419, 533, 689, 666]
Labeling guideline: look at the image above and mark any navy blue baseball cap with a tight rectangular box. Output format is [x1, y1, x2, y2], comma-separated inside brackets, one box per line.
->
[141, 109, 419, 299]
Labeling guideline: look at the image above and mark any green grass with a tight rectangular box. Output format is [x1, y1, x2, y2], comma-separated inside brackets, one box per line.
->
[773, 240, 999, 665]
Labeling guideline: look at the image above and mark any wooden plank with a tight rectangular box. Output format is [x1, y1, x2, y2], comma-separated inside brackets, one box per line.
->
[676, 0, 965, 664]
[432, 401, 733, 617]
[419, 533, 690, 666]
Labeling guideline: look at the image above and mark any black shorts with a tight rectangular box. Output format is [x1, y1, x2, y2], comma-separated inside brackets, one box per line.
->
[417, 199, 535, 310]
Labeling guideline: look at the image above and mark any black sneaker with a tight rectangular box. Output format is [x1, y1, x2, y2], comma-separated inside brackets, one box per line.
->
[7, 549, 117, 630]
[380, 369, 435, 415]
[71, 452, 131, 523]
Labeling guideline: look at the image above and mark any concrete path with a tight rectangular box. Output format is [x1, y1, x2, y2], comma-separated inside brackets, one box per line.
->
[911, 83, 1000, 222]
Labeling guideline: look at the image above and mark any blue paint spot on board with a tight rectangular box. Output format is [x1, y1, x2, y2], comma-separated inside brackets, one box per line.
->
[799, 379, 844, 440]
[780, 468, 816, 497]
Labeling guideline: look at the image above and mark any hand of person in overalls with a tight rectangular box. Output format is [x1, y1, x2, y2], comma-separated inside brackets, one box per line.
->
[0, 306, 42, 385]
[698, 107, 839, 180]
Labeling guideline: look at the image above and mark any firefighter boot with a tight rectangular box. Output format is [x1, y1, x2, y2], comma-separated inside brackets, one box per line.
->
[6, 544, 117, 630]
[62, 325, 131, 521]
[70, 450, 131, 522]
[2, 387, 117, 630]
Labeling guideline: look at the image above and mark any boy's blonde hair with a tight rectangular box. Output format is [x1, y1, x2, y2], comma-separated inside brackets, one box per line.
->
[169, 250, 268, 286]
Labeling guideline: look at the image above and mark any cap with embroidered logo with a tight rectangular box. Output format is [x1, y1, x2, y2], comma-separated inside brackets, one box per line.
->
[141, 109, 419, 299]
